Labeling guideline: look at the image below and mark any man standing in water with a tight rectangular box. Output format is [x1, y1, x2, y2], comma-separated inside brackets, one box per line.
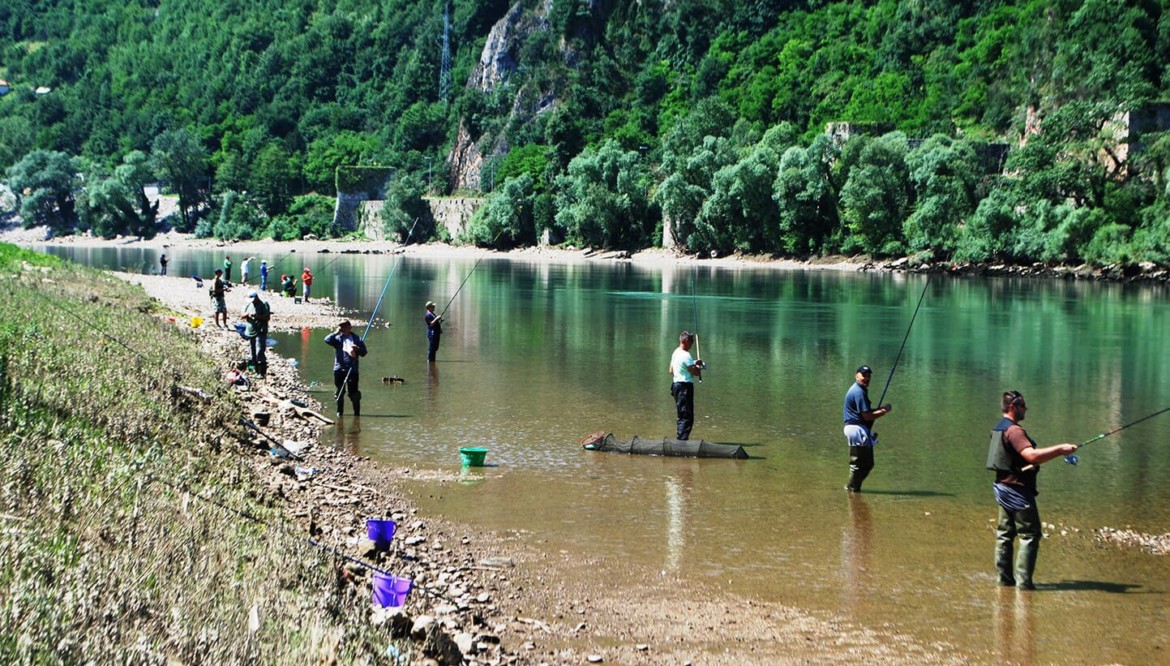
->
[159, 253, 168, 275]
[988, 390, 1078, 590]
[223, 255, 233, 283]
[424, 300, 442, 362]
[325, 320, 367, 417]
[842, 365, 892, 492]
[669, 331, 703, 440]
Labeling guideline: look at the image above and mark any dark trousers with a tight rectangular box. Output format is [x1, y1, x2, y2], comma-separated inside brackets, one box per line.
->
[333, 368, 361, 416]
[846, 445, 875, 491]
[427, 332, 441, 362]
[672, 381, 695, 440]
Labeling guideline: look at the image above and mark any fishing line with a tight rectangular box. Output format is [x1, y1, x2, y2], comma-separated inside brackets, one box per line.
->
[876, 274, 931, 406]
[24, 285, 142, 356]
[690, 263, 704, 383]
[435, 229, 505, 319]
[1022, 404, 1170, 470]
[335, 218, 420, 401]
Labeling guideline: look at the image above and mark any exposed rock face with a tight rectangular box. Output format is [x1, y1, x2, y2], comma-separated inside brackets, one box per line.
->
[447, 2, 555, 193]
[425, 196, 485, 241]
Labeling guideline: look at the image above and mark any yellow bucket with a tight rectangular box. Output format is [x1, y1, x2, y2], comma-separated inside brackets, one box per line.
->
[191, 316, 204, 328]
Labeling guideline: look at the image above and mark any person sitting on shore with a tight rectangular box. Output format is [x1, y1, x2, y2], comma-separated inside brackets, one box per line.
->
[281, 274, 296, 298]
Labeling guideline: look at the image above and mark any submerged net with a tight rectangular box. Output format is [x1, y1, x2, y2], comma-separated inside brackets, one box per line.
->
[580, 432, 748, 459]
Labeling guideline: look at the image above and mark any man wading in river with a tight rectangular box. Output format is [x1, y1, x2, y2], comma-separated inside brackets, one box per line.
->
[842, 365, 892, 492]
[669, 331, 703, 440]
[325, 320, 367, 417]
[988, 390, 1078, 589]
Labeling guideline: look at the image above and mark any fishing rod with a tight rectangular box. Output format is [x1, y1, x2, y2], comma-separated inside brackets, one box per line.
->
[1023, 404, 1170, 471]
[435, 229, 505, 319]
[876, 274, 931, 406]
[334, 218, 421, 402]
[239, 416, 303, 460]
[690, 264, 704, 383]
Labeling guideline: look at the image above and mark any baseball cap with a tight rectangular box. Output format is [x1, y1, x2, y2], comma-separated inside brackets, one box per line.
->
[248, 290, 258, 298]
[856, 365, 872, 374]
[426, 301, 436, 308]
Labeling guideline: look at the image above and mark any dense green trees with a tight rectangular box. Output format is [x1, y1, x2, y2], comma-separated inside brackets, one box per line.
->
[2, 1, 1170, 264]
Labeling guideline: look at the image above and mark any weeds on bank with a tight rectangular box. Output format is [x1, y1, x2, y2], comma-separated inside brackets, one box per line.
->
[0, 244, 401, 663]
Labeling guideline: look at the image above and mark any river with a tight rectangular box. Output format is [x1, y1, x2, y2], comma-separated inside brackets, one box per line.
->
[44, 244, 1170, 664]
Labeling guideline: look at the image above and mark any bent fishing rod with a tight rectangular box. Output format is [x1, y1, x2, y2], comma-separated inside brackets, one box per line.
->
[876, 274, 931, 406]
[1022, 404, 1170, 471]
[334, 217, 420, 402]
[435, 229, 505, 320]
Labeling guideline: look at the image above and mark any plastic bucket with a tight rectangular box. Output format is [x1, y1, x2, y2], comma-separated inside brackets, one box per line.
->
[372, 572, 412, 608]
[190, 316, 203, 328]
[459, 447, 488, 467]
[366, 519, 396, 551]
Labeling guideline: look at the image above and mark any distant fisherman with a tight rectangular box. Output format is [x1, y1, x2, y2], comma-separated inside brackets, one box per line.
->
[210, 269, 227, 328]
[424, 300, 442, 362]
[988, 390, 1077, 590]
[669, 331, 703, 440]
[301, 267, 314, 303]
[842, 365, 891, 492]
[259, 259, 268, 291]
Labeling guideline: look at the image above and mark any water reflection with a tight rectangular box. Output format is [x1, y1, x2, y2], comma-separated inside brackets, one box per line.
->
[839, 494, 873, 611]
[994, 587, 1035, 666]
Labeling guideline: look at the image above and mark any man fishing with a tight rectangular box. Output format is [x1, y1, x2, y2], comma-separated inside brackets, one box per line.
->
[424, 300, 442, 362]
[259, 259, 268, 291]
[842, 365, 892, 492]
[223, 255, 233, 283]
[301, 267, 314, 303]
[242, 290, 270, 366]
[669, 331, 703, 440]
[988, 390, 1078, 590]
[324, 320, 367, 417]
[210, 268, 228, 328]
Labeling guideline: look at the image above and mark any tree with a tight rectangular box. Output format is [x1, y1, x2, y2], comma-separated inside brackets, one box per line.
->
[555, 140, 656, 249]
[6, 150, 80, 234]
[151, 129, 207, 231]
[774, 134, 841, 256]
[249, 142, 295, 216]
[839, 132, 912, 256]
[903, 135, 980, 257]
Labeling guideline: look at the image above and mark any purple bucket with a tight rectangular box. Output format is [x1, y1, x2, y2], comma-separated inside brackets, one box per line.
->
[366, 519, 397, 551]
[372, 572, 413, 608]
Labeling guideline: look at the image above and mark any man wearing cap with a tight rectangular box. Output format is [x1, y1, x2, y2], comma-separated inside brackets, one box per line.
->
[424, 301, 442, 362]
[325, 320, 367, 416]
[669, 331, 703, 440]
[259, 259, 268, 291]
[842, 365, 892, 492]
[242, 290, 271, 365]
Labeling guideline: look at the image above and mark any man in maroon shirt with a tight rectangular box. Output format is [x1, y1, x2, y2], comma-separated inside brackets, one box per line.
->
[987, 390, 1078, 589]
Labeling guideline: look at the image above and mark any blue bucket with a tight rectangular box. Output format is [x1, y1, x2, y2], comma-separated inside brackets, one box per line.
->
[366, 519, 396, 551]
[372, 572, 412, 609]
[233, 323, 247, 338]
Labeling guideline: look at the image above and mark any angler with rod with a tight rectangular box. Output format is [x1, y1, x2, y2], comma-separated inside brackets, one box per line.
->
[1021, 403, 1170, 470]
[986, 390, 1078, 590]
[840, 276, 929, 492]
[423, 230, 501, 362]
[327, 218, 420, 416]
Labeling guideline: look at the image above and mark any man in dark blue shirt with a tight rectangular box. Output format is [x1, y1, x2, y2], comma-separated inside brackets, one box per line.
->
[842, 364, 892, 492]
[324, 320, 368, 417]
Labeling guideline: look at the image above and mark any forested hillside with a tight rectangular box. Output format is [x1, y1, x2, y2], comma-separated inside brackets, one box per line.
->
[3, 1, 1170, 264]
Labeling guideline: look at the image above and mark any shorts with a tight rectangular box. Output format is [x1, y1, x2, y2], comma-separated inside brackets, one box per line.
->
[213, 295, 227, 313]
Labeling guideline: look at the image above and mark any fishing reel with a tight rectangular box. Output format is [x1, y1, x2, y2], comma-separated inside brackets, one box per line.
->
[1065, 454, 1079, 465]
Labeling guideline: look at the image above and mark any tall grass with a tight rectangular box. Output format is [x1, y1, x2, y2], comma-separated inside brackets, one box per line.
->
[0, 243, 399, 663]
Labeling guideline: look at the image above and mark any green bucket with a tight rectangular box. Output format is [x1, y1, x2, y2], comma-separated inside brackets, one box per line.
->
[459, 447, 488, 467]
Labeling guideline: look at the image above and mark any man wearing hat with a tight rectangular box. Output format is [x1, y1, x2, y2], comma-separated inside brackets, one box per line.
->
[424, 301, 442, 362]
[242, 290, 271, 366]
[325, 320, 367, 416]
[842, 364, 892, 492]
[259, 259, 268, 291]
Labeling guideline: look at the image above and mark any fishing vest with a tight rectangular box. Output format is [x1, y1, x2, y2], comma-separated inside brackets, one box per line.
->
[986, 417, 1020, 472]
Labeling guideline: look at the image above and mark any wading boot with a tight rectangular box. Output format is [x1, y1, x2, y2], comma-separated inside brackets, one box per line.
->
[336, 398, 344, 418]
[352, 396, 361, 417]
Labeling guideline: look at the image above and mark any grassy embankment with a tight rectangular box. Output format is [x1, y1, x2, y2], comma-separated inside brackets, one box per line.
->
[0, 243, 398, 662]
